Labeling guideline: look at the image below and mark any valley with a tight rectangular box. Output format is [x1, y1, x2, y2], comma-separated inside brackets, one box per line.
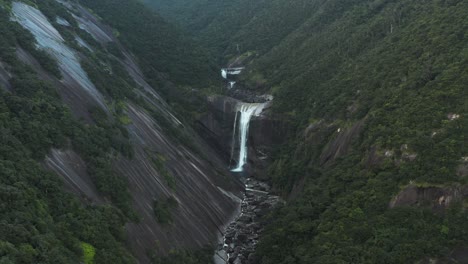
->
[0, 0, 466, 264]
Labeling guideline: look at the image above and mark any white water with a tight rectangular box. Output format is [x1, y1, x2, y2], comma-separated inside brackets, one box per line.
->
[231, 103, 266, 172]
[229, 111, 239, 168]
[221, 67, 244, 79]
[227, 69, 242, 75]
[229, 81, 236, 89]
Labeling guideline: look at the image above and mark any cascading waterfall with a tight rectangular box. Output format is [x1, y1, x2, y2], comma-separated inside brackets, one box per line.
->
[229, 111, 239, 168]
[221, 69, 227, 79]
[231, 103, 266, 172]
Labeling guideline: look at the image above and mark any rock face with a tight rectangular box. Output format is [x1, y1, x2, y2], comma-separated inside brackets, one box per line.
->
[319, 119, 365, 166]
[13, 1, 244, 263]
[0, 61, 11, 91]
[214, 178, 281, 264]
[115, 104, 244, 262]
[390, 184, 468, 213]
[44, 149, 104, 204]
[457, 158, 468, 177]
[197, 95, 240, 163]
[419, 247, 468, 264]
[12, 2, 107, 111]
[226, 88, 273, 103]
[196, 95, 290, 178]
[249, 115, 291, 179]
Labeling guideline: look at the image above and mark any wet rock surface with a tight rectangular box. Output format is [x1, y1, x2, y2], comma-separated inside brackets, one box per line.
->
[215, 178, 281, 264]
[196, 95, 290, 179]
[14, 1, 244, 262]
[227, 88, 273, 103]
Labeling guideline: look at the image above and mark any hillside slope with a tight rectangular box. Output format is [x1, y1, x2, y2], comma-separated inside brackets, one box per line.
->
[146, 0, 468, 263]
[0, 0, 241, 263]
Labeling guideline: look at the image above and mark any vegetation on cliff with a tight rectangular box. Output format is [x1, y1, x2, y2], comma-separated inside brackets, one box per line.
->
[146, 0, 467, 263]
[78, 0, 218, 87]
[1, 0, 466, 263]
[0, 2, 136, 262]
[0, 0, 230, 262]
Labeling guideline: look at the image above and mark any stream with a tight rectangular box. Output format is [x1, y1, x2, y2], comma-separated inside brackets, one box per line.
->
[215, 64, 279, 263]
[214, 178, 281, 264]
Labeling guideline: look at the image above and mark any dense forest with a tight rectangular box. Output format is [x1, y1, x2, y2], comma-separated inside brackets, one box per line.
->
[0, 0, 232, 263]
[79, 0, 218, 87]
[145, 0, 467, 263]
[0, 0, 466, 263]
[0, 0, 137, 262]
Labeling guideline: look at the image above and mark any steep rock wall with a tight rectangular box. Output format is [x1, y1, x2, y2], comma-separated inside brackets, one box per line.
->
[0, 61, 11, 91]
[117, 104, 243, 261]
[196, 95, 240, 163]
[390, 184, 468, 213]
[12, 1, 243, 262]
[44, 148, 104, 204]
[196, 95, 290, 177]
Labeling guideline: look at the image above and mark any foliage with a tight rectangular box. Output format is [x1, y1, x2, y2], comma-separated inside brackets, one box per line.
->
[0, 3, 136, 263]
[150, 153, 176, 190]
[151, 247, 213, 264]
[153, 196, 179, 224]
[11, 16, 62, 78]
[78, 0, 218, 87]
[2, 0, 466, 263]
[256, 1, 466, 263]
[146, 0, 468, 263]
[81, 242, 96, 264]
[143, 0, 322, 64]
[78, 0, 225, 125]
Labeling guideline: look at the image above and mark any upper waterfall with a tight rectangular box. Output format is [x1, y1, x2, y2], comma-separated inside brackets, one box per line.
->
[231, 102, 266, 172]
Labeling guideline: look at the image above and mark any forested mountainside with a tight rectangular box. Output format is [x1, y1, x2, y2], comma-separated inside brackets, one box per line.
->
[0, 0, 241, 263]
[0, 0, 466, 263]
[145, 0, 468, 263]
[79, 0, 218, 86]
[142, 0, 316, 63]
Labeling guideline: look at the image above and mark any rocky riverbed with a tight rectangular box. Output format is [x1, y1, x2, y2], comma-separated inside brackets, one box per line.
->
[214, 178, 281, 264]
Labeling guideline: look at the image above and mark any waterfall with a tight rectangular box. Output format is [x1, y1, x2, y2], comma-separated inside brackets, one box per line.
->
[221, 69, 227, 79]
[229, 111, 239, 168]
[231, 103, 266, 172]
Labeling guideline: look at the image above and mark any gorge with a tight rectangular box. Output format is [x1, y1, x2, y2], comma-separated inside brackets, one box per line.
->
[231, 103, 267, 172]
[1, 0, 467, 263]
[2, 0, 284, 263]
